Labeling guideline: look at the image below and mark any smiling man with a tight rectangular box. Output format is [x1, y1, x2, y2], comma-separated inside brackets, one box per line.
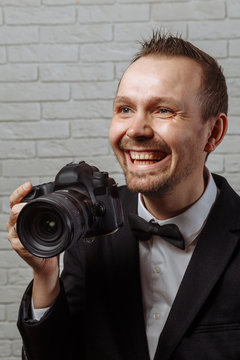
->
[6, 32, 240, 360]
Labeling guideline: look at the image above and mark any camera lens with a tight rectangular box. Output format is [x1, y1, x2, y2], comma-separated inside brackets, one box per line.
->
[32, 210, 63, 243]
[17, 189, 90, 258]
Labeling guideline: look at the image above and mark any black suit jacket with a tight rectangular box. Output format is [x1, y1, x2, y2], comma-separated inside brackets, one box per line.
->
[18, 174, 240, 360]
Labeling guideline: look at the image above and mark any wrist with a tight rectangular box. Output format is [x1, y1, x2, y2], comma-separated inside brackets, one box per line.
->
[32, 271, 60, 309]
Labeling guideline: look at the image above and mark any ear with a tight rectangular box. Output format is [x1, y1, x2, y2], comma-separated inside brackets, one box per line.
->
[204, 113, 228, 153]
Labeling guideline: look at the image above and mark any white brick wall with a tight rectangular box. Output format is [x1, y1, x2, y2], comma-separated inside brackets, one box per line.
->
[0, 1, 239, 358]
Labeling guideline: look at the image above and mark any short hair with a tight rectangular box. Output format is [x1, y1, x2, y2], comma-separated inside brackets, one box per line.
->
[132, 31, 228, 122]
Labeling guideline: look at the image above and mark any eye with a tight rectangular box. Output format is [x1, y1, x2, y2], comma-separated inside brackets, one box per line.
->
[156, 107, 174, 118]
[120, 107, 132, 114]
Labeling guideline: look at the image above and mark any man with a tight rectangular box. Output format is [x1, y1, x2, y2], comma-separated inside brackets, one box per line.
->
[6, 32, 240, 360]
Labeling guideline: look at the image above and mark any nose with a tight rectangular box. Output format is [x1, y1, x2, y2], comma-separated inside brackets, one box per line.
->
[126, 112, 154, 139]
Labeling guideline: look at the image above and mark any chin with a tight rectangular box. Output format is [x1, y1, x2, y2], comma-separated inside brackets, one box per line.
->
[124, 172, 174, 195]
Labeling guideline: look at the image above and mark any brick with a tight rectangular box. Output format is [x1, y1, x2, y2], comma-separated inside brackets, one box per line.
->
[0, 83, 69, 101]
[0, 26, 38, 45]
[72, 81, 117, 100]
[0, 270, 7, 285]
[86, 155, 123, 173]
[0, 233, 12, 251]
[37, 138, 109, 157]
[120, 0, 187, 2]
[226, 78, 240, 97]
[8, 44, 79, 63]
[8, 269, 32, 285]
[0, 214, 8, 231]
[81, 43, 135, 62]
[40, 24, 112, 43]
[77, 4, 149, 23]
[3, 159, 70, 177]
[191, 40, 227, 58]
[0, 121, 69, 140]
[218, 59, 240, 77]
[225, 154, 240, 173]
[0, 0, 40, 4]
[114, 22, 187, 42]
[189, 19, 240, 39]
[115, 62, 129, 79]
[0, 241, 8, 253]
[227, 116, 240, 134]
[6, 304, 20, 322]
[0, 64, 37, 82]
[229, 39, 240, 56]
[152, 1, 225, 21]
[0, 47, 6, 64]
[0, 177, 39, 195]
[0, 285, 25, 302]
[5, 6, 75, 25]
[43, 0, 76, 3]
[0, 141, 35, 159]
[216, 135, 240, 153]
[12, 339, 22, 356]
[0, 340, 11, 357]
[71, 119, 109, 138]
[3, 156, 122, 178]
[44, 0, 115, 3]
[229, 97, 240, 116]
[0, 306, 5, 321]
[227, 0, 240, 18]
[0, 322, 20, 339]
[77, 0, 115, 3]
[40, 63, 114, 82]
[43, 100, 113, 119]
[0, 103, 40, 121]
[0, 251, 29, 269]
[2, 197, 10, 213]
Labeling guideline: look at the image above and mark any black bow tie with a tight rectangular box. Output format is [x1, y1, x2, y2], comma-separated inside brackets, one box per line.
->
[128, 213, 185, 250]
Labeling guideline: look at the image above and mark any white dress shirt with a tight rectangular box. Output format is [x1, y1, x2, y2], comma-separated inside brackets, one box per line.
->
[138, 172, 218, 360]
[32, 171, 218, 360]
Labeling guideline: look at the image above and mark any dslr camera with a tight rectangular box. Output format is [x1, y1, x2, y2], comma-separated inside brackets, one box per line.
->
[17, 161, 123, 258]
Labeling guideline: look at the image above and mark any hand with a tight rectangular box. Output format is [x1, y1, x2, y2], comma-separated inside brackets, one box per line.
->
[6, 182, 60, 308]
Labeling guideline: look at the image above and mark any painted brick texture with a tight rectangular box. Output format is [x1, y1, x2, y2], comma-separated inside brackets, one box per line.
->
[0, 1, 239, 358]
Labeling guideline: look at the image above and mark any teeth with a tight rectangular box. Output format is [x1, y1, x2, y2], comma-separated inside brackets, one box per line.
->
[130, 151, 166, 161]
[133, 160, 157, 165]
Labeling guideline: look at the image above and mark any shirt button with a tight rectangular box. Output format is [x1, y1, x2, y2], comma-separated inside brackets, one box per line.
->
[154, 265, 161, 273]
[153, 312, 161, 320]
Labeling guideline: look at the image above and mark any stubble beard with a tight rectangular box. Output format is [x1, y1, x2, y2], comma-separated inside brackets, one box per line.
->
[119, 150, 202, 197]
[115, 137, 204, 196]
[124, 165, 194, 196]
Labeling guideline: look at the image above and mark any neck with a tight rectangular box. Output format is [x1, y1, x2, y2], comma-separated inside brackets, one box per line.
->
[141, 169, 208, 220]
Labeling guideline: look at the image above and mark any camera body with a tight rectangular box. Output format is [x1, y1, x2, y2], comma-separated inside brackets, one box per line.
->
[17, 161, 123, 258]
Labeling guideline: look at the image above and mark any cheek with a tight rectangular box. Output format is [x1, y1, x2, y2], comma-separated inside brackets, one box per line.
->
[109, 119, 127, 149]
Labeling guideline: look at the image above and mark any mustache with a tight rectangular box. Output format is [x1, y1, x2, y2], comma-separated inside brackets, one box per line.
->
[118, 138, 171, 153]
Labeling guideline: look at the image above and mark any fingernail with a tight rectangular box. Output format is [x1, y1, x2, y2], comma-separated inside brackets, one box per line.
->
[23, 182, 31, 190]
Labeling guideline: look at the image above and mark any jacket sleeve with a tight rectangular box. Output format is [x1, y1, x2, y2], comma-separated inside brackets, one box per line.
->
[17, 240, 86, 360]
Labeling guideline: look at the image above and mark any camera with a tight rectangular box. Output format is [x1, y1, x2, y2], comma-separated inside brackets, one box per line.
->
[17, 161, 123, 258]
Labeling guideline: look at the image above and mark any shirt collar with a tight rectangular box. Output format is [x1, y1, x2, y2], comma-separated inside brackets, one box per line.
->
[138, 170, 218, 247]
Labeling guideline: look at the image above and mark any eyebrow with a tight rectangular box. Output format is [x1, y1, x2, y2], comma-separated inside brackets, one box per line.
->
[113, 95, 180, 109]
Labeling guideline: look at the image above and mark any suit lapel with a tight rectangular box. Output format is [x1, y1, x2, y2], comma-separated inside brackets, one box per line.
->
[154, 175, 240, 360]
[111, 187, 150, 360]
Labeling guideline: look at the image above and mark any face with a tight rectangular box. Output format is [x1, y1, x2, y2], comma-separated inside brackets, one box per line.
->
[110, 55, 213, 195]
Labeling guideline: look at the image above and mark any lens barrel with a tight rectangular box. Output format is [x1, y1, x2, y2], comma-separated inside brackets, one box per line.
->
[17, 189, 90, 258]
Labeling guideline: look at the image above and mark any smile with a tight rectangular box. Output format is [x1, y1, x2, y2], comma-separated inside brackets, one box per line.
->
[129, 151, 168, 165]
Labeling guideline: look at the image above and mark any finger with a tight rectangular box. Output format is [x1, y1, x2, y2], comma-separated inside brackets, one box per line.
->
[9, 182, 32, 209]
[8, 228, 27, 255]
[6, 203, 26, 231]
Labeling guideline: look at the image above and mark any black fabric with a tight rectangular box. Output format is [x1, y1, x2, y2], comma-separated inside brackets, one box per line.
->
[17, 174, 240, 360]
[128, 212, 185, 249]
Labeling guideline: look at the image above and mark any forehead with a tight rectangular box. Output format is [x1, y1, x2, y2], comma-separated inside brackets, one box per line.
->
[117, 55, 203, 101]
